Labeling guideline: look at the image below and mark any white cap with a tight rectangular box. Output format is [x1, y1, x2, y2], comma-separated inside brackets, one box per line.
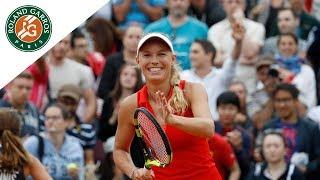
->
[136, 32, 174, 56]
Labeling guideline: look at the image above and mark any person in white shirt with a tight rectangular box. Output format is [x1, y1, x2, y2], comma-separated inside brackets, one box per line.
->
[208, 0, 265, 67]
[181, 23, 243, 120]
[47, 34, 97, 123]
[275, 33, 317, 109]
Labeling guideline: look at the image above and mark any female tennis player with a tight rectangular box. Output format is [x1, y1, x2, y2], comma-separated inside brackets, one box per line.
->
[113, 33, 222, 180]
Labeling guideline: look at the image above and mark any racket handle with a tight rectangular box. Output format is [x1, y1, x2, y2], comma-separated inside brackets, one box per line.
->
[145, 159, 161, 169]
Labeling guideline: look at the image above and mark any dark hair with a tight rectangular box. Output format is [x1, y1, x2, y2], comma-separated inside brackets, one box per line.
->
[193, 39, 216, 65]
[15, 71, 33, 80]
[70, 29, 86, 49]
[0, 108, 29, 170]
[85, 18, 122, 55]
[44, 103, 70, 120]
[216, 91, 240, 110]
[278, 7, 298, 19]
[110, 64, 143, 103]
[262, 129, 287, 148]
[277, 32, 298, 46]
[272, 83, 299, 99]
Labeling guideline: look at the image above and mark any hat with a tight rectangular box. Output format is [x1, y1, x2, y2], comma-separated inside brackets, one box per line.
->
[136, 33, 175, 56]
[256, 56, 275, 69]
[104, 136, 115, 154]
[57, 84, 82, 102]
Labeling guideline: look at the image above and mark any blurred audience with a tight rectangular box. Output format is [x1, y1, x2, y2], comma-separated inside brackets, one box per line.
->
[0, 72, 42, 139]
[263, 83, 320, 179]
[24, 104, 84, 180]
[112, 0, 166, 29]
[145, 0, 208, 70]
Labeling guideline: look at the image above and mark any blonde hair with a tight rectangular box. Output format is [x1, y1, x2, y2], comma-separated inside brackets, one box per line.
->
[169, 64, 188, 115]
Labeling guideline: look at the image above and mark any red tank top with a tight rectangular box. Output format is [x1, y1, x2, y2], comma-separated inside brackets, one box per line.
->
[137, 80, 221, 180]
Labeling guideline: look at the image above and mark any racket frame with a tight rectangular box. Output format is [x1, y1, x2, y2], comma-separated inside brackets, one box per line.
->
[133, 107, 172, 169]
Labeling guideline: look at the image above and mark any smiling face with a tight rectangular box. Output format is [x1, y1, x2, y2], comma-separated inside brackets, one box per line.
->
[136, 38, 175, 84]
[278, 35, 298, 58]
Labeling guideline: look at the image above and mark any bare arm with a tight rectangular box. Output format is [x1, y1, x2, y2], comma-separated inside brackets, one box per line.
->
[166, 83, 214, 138]
[136, 0, 163, 21]
[113, 95, 138, 178]
[84, 149, 95, 164]
[113, 0, 132, 23]
[228, 161, 241, 180]
[83, 88, 97, 123]
[27, 154, 52, 180]
[252, 100, 274, 130]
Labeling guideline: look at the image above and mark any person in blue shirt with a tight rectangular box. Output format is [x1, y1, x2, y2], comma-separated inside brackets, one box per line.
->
[112, 0, 166, 29]
[144, 0, 208, 70]
[24, 103, 84, 180]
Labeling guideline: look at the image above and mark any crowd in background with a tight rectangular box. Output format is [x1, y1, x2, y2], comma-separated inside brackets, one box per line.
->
[1, 0, 320, 179]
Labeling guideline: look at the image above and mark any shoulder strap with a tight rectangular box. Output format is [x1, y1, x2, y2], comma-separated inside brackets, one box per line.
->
[37, 135, 44, 163]
[286, 164, 295, 180]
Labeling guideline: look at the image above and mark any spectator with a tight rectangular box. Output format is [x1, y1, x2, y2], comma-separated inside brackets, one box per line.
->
[247, 130, 305, 180]
[208, 133, 241, 180]
[208, 0, 265, 67]
[112, 0, 165, 29]
[144, 0, 208, 70]
[250, 56, 280, 130]
[288, 0, 320, 40]
[70, 30, 106, 78]
[275, 33, 317, 109]
[249, 0, 284, 38]
[85, 18, 122, 58]
[96, 136, 125, 180]
[24, 104, 84, 180]
[234, 38, 261, 95]
[306, 25, 320, 104]
[0, 72, 42, 139]
[188, 0, 226, 27]
[27, 56, 49, 111]
[262, 8, 308, 57]
[47, 34, 97, 123]
[181, 36, 241, 120]
[229, 81, 254, 134]
[56, 84, 96, 179]
[215, 91, 252, 179]
[264, 83, 320, 179]
[98, 64, 143, 141]
[0, 108, 51, 180]
[98, 24, 143, 101]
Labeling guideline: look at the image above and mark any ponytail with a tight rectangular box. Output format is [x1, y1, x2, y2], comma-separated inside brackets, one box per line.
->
[0, 109, 29, 170]
[169, 64, 188, 115]
[0, 130, 29, 170]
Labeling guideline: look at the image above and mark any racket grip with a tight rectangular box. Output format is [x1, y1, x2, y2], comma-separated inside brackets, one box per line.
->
[145, 159, 161, 169]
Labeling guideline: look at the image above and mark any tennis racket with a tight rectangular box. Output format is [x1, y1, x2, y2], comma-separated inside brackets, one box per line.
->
[133, 107, 172, 169]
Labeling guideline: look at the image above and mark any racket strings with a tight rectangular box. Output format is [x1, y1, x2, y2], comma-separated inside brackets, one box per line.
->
[138, 112, 170, 164]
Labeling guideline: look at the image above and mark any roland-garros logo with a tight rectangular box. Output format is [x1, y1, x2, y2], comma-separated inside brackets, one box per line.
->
[5, 5, 52, 52]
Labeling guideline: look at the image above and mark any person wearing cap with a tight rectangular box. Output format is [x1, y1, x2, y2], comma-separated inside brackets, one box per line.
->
[248, 56, 281, 130]
[114, 32, 221, 179]
[56, 84, 96, 179]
